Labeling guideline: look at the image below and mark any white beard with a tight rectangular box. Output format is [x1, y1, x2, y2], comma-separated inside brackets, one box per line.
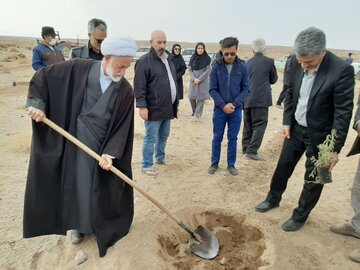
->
[106, 62, 122, 82]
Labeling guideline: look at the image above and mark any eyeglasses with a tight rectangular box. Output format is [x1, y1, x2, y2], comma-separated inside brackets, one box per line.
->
[223, 52, 237, 57]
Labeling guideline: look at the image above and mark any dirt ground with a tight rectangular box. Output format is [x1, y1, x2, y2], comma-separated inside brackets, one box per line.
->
[0, 37, 360, 270]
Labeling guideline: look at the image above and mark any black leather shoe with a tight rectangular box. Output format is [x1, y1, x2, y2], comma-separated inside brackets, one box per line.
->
[255, 201, 279, 212]
[281, 218, 305, 231]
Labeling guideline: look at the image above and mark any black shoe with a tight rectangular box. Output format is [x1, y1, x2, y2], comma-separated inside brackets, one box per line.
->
[208, 163, 219, 174]
[255, 201, 279, 212]
[281, 218, 305, 231]
[245, 153, 265, 161]
[227, 166, 238, 175]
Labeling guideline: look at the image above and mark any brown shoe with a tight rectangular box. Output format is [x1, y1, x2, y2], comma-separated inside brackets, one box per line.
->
[349, 249, 360, 263]
[330, 223, 360, 239]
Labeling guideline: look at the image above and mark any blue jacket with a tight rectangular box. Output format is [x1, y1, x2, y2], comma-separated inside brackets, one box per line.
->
[209, 57, 249, 109]
[32, 43, 64, 71]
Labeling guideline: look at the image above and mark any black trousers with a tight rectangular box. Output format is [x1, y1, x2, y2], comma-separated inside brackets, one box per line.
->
[266, 122, 323, 222]
[242, 107, 268, 155]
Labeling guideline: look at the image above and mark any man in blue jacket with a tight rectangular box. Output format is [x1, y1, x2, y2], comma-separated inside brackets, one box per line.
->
[32, 26, 64, 71]
[208, 36, 249, 175]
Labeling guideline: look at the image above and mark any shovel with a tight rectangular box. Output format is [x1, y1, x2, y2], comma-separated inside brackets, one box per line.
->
[41, 117, 219, 259]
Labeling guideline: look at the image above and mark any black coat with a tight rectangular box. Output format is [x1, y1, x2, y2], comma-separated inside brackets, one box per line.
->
[244, 53, 278, 108]
[23, 59, 135, 257]
[134, 48, 178, 120]
[284, 51, 354, 153]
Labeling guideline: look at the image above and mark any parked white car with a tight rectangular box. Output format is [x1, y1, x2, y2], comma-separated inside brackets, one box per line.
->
[133, 47, 151, 61]
[181, 48, 195, 65]
[352, 62, 360, 79]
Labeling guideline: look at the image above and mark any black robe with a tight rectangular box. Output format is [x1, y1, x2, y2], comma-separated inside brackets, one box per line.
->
[23, 58, 135, 257]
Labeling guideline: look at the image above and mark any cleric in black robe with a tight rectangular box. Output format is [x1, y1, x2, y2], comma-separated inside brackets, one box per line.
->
[23, 36, 137, 257]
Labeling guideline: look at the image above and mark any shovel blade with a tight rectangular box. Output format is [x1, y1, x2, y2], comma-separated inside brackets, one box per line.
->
[189, 225, 219, 259]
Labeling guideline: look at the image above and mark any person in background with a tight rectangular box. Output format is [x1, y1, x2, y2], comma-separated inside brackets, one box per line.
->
[24, 37, 137, 257]
[345, 52, 353, 64]
[70, 18, 107, 60]
[214, 39, 223, 64]
[276, 55, 292, 109]
[170, 44, 187, 100]
[188, 42, 211, 118]
[255, 27, 354, 232]
[32, 26, 64, 71]
[330, 93, 360, 264]
[208, 36, 249, 176]
[242, 38, 278, 161]
[134, 30, 178, 176]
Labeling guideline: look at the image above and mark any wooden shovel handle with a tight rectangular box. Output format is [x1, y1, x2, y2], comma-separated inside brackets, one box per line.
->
[42, 117, 193, 233]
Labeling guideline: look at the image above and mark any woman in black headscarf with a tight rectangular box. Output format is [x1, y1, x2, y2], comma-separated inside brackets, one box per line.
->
[188, 42, 211, 118]
[170, 44, 187, 100]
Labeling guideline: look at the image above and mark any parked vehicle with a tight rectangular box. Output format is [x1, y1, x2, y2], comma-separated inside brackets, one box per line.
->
[133, 47, 151, 61]
[352, 62, 360, 80]
[181, 48, 195, 65]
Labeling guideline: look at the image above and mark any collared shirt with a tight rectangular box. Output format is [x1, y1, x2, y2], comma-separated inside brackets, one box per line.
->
[294, 70, 317, 127]
[160, 53, 177, 103]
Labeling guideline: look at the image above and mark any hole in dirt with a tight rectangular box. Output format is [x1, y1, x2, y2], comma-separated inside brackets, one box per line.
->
[157, 209, 267, 270]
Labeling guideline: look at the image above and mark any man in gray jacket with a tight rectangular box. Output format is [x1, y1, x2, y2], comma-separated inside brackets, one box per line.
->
[242, 38, 277, 160]
[70, 18, 107, 60]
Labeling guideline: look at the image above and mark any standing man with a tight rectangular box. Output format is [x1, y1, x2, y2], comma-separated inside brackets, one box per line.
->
[345, 52, 354, 64]
[242, 38, 278, 161]
[208, 36, 249, 176]
[134, 30, 178, 176]
[32, 26, 64, 71]
[330, 93, 360, 263]
[255, 27, 354, 232]
[24, 37, 137, 257]
[70, 18, 107, 60]
[276, 55, 292, 109]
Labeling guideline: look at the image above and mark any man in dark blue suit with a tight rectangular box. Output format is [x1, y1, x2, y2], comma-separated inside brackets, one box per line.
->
[255, 27, 355, 232]
[242, 38, 278, 160]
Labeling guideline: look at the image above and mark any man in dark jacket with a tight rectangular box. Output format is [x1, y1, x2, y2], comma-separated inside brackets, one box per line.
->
[255, 27, 354, 232]
[70, 18, 107, 60]
[208, 36, 249, 176]
[242, 38, 278, 161]
[134, 30, 178, 176]
[276, 55, 292, 108]
[24, 37, 137, 257]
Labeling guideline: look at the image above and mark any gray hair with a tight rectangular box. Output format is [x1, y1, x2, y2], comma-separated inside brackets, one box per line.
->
[252, 38, 266, 53]
[87, 18, 107, 33]
[293, 27, 326, 57]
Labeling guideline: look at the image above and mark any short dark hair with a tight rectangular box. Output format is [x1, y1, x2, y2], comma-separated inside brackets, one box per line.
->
[221, 37, 239, 49]
[349, 53, 352, 56]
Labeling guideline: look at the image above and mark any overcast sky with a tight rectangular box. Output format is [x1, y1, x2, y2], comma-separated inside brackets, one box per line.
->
[1, 0, 360, 50]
